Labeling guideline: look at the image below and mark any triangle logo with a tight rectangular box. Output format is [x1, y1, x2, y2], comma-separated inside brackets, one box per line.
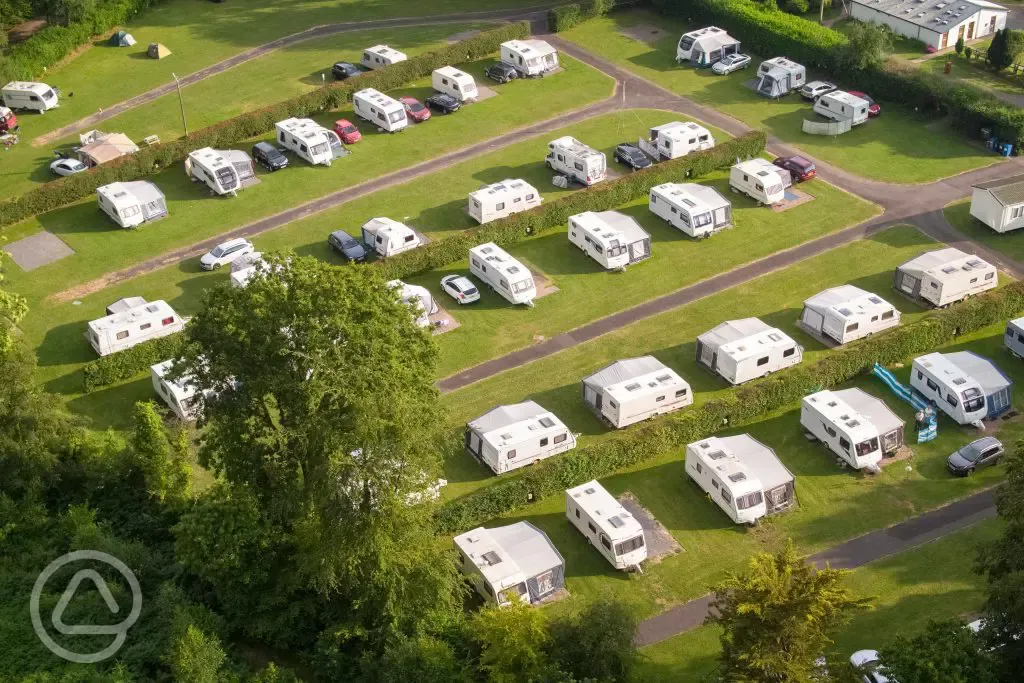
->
[51, 569, 123, 636]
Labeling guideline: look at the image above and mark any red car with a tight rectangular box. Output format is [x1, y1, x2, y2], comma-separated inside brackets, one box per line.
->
[333, 119, 361, 144]
[773, 155, 816, 183]
[0, 106, 17, 134]
[847, 91, 881, 117]
[399, 96, 431, 123]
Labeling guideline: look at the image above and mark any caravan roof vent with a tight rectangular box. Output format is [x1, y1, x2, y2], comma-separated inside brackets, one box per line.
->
[728, 472, 747, 482]
[942, 266, 957, 274]
[846, 419, 860, 428]
[869, 296, 883, 304]
[528, 424, 541, 431]
[656, 374, 673, 383]
[538, 416, 555, 428]
[952, 377, 967, 385]
[584, 487, 596, 495]
[481, 551, 502, 566]
[767, 333, 783, 342]
[145, 305, 159, 313]
[625, 383, 642, 392]
[500, 432, 513, 440]
[682, 198, 697, 208]
[757, 170, 771, 177]
[838, 307, 852, 316]
[827, 401, 838, 408]
[708, 450, 727, 460]
[967, 259, 985, 268]
[840, 414, 850, 420]
[608, 515, 626, 528]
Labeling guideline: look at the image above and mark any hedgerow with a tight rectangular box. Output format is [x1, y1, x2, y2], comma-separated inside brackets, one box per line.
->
[435, 280, 1024, 533]
[549, 0, 616, 32]
[82, 332, 185, 392]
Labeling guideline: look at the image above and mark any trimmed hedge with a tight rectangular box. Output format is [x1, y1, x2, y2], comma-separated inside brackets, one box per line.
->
[0, 22, 531, 230]
[376, 130, 768, 281]
[548, 0, 616, 32]
[436, 280, 1024, 533]
[82, 332, 185, 392]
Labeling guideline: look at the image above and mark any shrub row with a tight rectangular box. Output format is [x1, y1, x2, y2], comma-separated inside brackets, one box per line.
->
[0, 22, 531, 231]
[435, 280, 1024, 533]
[82, 332, 185, 392]
[548, 0, 616, 32]
[376, 130, 768, 281]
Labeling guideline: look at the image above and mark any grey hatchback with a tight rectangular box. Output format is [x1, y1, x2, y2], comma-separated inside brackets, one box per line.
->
[328, 230, 367, 261]
[947, 436, 1004, 476]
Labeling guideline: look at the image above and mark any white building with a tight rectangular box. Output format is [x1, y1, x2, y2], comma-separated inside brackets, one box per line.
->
[361, 217, 421, 257]
[361, 44, 407, 69]
[893, 248, 997, 307]
[970, 173, 1024, 233]
[567, 210, 652, 270]
[565, 480, 647, 570]
[500, 39, 559, 77]
[275, 117, 344, 165]
[581, 356, 692, 428]
[546, 136, 607, 186]
[352, 88, 408, 133]
[465, 401, 576, 474]
[151, 360, 207, 421]
[755, 57, 806, 98]
[675, 26, 740, 67]
[638, 121, 715, 161]
[468, 179, 542, 224]
[812, 90, 871, 126]
[850, 0, 1007, 52]
[87, 299, 184, 356]
[729, 158, 786, 205]
[649, 182, 732, 238]
[800, 285, 901, 345]
[801, 389, 901, 470]
[388, 279, 438, 328]
[912, 351, 1014, 423]
[696, 318, 803, 385]
[96, 181, 168, 228]
[454, 522, 565, 606]
[1, 81, 59, 112]
[185, 147, 256, 196]
[432, 66, 478, 101]
[468, 242, 537, 306]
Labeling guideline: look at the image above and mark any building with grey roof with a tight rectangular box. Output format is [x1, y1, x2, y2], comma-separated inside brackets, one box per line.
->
[850, 0, 1007, 51]
[971, 173, 1024, 233]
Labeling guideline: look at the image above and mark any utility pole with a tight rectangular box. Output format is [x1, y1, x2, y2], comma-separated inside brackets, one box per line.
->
[172, 73, 188, 138]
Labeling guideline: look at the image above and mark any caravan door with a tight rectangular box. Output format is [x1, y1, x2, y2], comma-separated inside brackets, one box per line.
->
[801, 308, 824, 333]
[628, 240, 647, 262]
[713, 205, 729, 225]
[698, 341, 716, 369]
[466, 430, 482, 456]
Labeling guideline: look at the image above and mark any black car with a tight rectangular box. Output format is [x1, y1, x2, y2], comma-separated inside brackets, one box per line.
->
[252, 142, 288, 171]
[331, 61, 361, 80]
[426, 93, 461, 114]
[328, 230, 367, 261]
[613, 143, 652, 171]
[485, 62, 518, 84]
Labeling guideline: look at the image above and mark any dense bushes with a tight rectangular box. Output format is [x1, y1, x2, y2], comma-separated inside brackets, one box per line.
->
[436, 280, 1024, 532]
[548, 0, 616, 32]
[82, 331, 184, 392]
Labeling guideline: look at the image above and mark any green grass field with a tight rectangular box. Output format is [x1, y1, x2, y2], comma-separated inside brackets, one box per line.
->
[944, 199, 1024, 261]
[919, 52, 1024, 99]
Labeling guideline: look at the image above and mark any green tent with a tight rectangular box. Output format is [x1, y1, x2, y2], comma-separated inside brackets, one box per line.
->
[109, 30, 136, 47]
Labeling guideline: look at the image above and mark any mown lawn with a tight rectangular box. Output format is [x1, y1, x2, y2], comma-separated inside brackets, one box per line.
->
[945, 198, 1024, 261]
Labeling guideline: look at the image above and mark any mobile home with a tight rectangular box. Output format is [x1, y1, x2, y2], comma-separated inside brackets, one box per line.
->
[151, 360, 207, 421]
[468, 179, 542, 224]
[388, 279, 438, 328]
[2, 81, 59, 112]
[454, 522, 565, 606]
[546, 136, 607, 186]
[500, 39, 559, 77]
[565, 480, 647, 570]
[465, 401, 576, 474]
[361, 217, 421, 257]
[696, 317, 803, 385]
[729, 158, 786, 206]
[970, 173, 1024, 234]
[87, 299, 184, 356]
[352, 88, 408, 133]
[649, 182, 732, 238]
[912, 351, 1014, 424]
[676, 26, 740, 67]
[801, 389, 901, 470]
[77, 130, 139, 167]
[185, 147, 256, 196]
[432, 66, 478, 101]
[894, 248, 997, 307]
[96, 181, 168, 228]
[813, 90, 870, 126]
[755, 57, 806, 98]
[567, 210, 652, 270]
[800, 285, 901, 345]
[468, 242, 537, 306]
[581, 356, 691, 428]
[638, 121, 715, 161]
[1006, 317, 1024, 358]
[361, 44, 407, 70]
[685, 434, 796, 525]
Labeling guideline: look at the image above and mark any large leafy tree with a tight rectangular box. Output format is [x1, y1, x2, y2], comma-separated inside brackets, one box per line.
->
[549, 599, 638, 682]
[471, 599, 562, 683]
[878, 619, 998, 683]
[839, 21, 893, 71]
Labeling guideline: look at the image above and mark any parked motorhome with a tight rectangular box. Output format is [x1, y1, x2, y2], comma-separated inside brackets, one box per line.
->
[801, 389, 897, 470]
[581, 356, 692, 428]
[468, 242, 537, 306]
[638, 121, 715, 161]
[546, 136, 607, 186]
[500, 39, 559, 77]
[87, 299, 184, 356]
[676, 26, 740, 67]
[352, 88, 408, 133]
[454, 522, 565, 606]
[468, 179, 541, 224]
[2, 81, 59, 112]
[96, 181, 168, 228]
[894, 248, 997, 307]
[275, 118, 345, 165]
[432, 66, 478, 101]
[649, 182, 732, 238]
[565, 480, 647, 570]
[729, 158, 786, 205]
[813, 90, 870, 126]
[696, 318, 803, 385]
[1006, 317, 1024, 358]
[361, 217, 421, 257]
[185, 147, 256, 196]
[465, 401, 576, 474]
[800, 285, 901, 345]
[755, 57, 805, 98]
[77, 130, 139, 167]
[912, 351, 1014, 424]
[685, 434, 796, 525]
[971, 173, 1024, 234]
[361, 44, 407, 70]
[567, 211, 652, 270]
[388, 279, 438, 328]
[151, 360, 207, 421]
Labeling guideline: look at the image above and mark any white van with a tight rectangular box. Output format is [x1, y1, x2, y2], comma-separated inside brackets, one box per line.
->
[469, 242, 536, 306]
[729, 159, 786, 206]
[87, 299, 184, 357]
[546, 136, 607, 186]
[565, 480, 647, 571]
[361, 217, 420, 257]
[2, 81, 59, 112]
[813, 90, 870, 127]
[352, 88, 408, 133]
[432, 66, 478, 102]
[361, 44, 407, 70]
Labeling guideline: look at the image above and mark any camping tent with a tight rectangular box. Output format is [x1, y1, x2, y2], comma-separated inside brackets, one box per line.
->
[148, 43, 172, 60]
[109, 31, 136, 47]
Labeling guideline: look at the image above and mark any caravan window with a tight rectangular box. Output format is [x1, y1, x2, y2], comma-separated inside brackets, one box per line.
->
[783, 348, 796, 358]
[162, 317, 175, 326]
[947, 393, 958, 407]
[116, 330, 129, 340]
[512, 279, 534, 294]
[985, 272, 995, 280]
[507, 449, 517, 459]
[526, 193, 535, 200]
[695, 462, 702, 474]
[736, 491, 763, 510]
[575, 508, 580, 519]
[926, 378, 939, 392]
[615, 536, 645, 556]
[513, 197, 521, 203]
[121, 205, 141, 219]
[824, 423, 837, 438]
[839, 437, 851, 452]
[554, 434, 567, 444]
[539, 437, 549, 447]
[693, 212, 711, 228]
[600, 536, 612, 551]
[500, 280, 509, 290]
[574, 162, 584, 172]
[404, 234, 415, 244]
[756, 356, 769, 366]
[388, 111, 404, 124]
[882, 310, 895, 320]
[140, 323, 152, 331]
[846, 323, 859, 333]
[856, 438, 879, 457]
[656, 395, 666, 402]
[720, 488, 732, 504]
[962, 388, 984, 412]
[588, 522, 597, 533]
[377, 112, 386, 122]
[496, 202, 505, 211]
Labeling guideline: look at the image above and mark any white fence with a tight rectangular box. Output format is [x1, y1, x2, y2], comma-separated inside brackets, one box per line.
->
[802, 118, 853, 136]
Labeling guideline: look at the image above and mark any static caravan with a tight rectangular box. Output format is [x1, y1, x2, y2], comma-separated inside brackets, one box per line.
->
[432, 66, 478, 102]
[361, 217, 421, 257]
[464, 401, 576, 475]
[565, 480, 647, 570]
[77, 130, 139, 167]
[970, 173, 1024, 234]
[638, 121, 715, 161]
[454, 522, 565, 606]
[500, 39, 559, 77]
[352, 88, 408, 133]
[546, 136, 607, 186]
[696, 317, 803, 385]
[361, 44, 407, 70]
[685, 435, 796, 525]
[2, 81, 59, 112]
[87, 299, 184, 356]
[468, 242, 537, 306]
[800, 389, 898, 471]
[1006, 317, 1024, 358]
[276, 118, 345, 165]
[893, 248, 997, 308]
[151, 360, 207, 421]
[813, 90, 870, 127]
[567, 210, 652, 270]
[96, 181, 168, 228]
[800, 285, 901, 345]
[581, 356, 692, 428]
[729, 158, 786, 206]
[468, 179, 542, 224]
[912, 351, 1014, 424]
[388, 279, 438, 328]
[755, 57, 805, 98]
[649, 182, 732, 238]
[676, 26, 740, 67]
[185, 147, 255, 196]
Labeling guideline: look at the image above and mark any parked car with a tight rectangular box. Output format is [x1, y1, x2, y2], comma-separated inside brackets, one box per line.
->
[485, 62, 518, 84]
[49, 157, 87, 176]
[399, 96, 431, 123]
[440, 274, 480, 304]
[331, 62, 361, 80]
[711, 53, 751, 75]
[847, 90, 881, 117]
[613, 143, 652, 171]
[948, 436, 1004, 476]
[426, 93, 461, 114]
[850, 650, 890, 683]
[773, 155, 816, 182]
[200, 238, 255, 270]
[252, 141, 289, 171]
[333, 119, 361, 144]
[328, 230, 366, 261]
[800, 80, 837, 100]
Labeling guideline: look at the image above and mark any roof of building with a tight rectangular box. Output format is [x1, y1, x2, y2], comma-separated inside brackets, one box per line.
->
[276, 117, 333, 140]
[945, 351, 1013, 392]
[565, 480, 644, 543]
[734, 157, 785, 179]
[833, 388, 904, 435]
[973, 173, 1024, 206]
[454, 522, 562, 586]
[2, 81, 52, 93]
[354, 87, 402, 108]
[852, 0, 1006, 32]
[804, 285, 896, 320]
[435, 65, 473, 80]
[822, 90, 870, 107]
[651, 120, 712, 141]
[652, 182, 731, 211]
[364, 44, 406, 58]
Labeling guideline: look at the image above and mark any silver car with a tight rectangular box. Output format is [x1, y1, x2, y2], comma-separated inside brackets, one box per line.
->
[711, 53, 751, 75]
[947, 436, 1004, 476]
[800, 80, 837, 100]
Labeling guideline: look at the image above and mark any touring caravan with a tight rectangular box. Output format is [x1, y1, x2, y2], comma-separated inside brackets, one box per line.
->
[151, 360, 207, 421]
[567, 211, 652, 270]
[676, 26, 740, 67]
[893, 248, 997, 308]
[638, 121, 715, 161]
[352, 88, 408, 133]
[912, 351, 1014, 424]
[185, 147, 256, 196]
[2, 81, 59, 112]
[755, 57, 805, 98]
[729, 158, 786, 206]
[801, 389, 895, 471]
[432, 66, 478, 102]
[500, 39, 559, 77]
[468, 179, 542, 224]
[87, 299, 184, 356]
[581, 356, 692, 428]
[546, 136, 607, 186]
[361, 217, 421, 257]
[649, 182, 732, 238]
[1006, 317, 1024, 358]
[388, 279, 438, 328]
[468, 242, 537, 306]
[565, 480, 647, 570]
[454, 522, 565, 606]
[275, 118, 345, 165]
[465, 401, 576, 475]
[96, 181, 168, 228]
[837, 388, 904, 457]
[77, 130, 139, 167]
[229, 253, 269, 288]
[361, 44, 407, 70]
[685, 435, 796, 525]
[813, 90, 870, 127]
[696, 318, 803, 385]
[800, 285, 901, 345]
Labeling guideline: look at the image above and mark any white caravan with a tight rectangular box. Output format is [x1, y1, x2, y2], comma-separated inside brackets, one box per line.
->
[432, 66, 479, 102]
[649, 182, 732, 238]
[151, 360, 207, 421]
[275, 118, 344, 165]
[546, 136, 607, 186]
[565, 480, 647, 570]
[361, 44, 407, 70]
[87, 299, 184, 356]
[675, 26, 740, 67]
[912, 351, 1014, 424]
[568, 210, 652, 270]
[465, 401, 576, 475]
[96, 181, 168, 228]
[813, 90, 870, 127]
[2, 81, 59, 112]
[894, 248, 997, 308]
[729, 158, 786, 205]
[352, 88, 408, 133]
[696, 317, 803, 385]
[1006, 317, 1024, 358]
[454, 522, 565, 606]
[468, 179, 542, 224]
[185, 147, 255, 196]
[970, 173, 1024, 234]
[638, 121, 715, 161]
[388, 279, 438, 328]
[581, 356, 692, 428]
[755, 57, 806, 98]
[468, 242, 536, 306]
[229, 253, 269, 288]
[800, 285, 901, 345]
[500, 39, 559, 77]
[801, 390, 889, 471]
[361, 217, 421, 257]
